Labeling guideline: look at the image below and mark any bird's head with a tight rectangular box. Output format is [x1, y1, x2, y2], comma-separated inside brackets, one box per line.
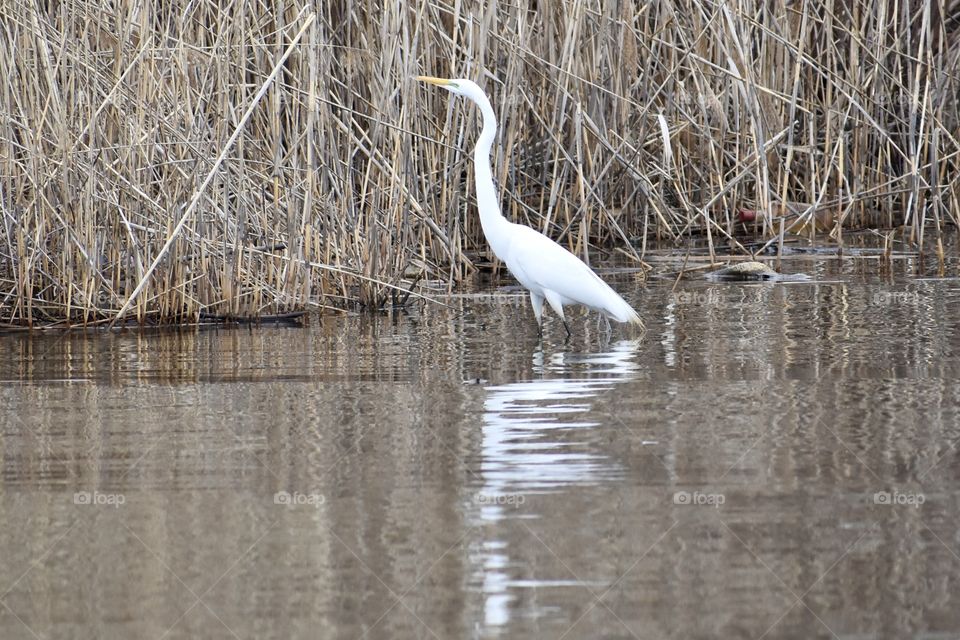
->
[416, 76, 485, 102]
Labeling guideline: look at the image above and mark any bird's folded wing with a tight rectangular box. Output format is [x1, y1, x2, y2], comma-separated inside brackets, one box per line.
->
[504, 225, 623, 310]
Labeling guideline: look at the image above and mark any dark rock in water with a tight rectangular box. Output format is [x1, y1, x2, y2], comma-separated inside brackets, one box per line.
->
[706, 261, 810, 282]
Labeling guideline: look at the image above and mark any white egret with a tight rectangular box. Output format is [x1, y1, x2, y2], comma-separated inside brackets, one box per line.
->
[417, 76, 642, 336]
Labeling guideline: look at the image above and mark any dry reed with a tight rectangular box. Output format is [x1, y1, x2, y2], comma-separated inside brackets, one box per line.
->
[1, 0, 958, 326]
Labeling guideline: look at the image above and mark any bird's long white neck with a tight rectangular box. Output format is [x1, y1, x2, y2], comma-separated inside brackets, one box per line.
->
[471, 94, 512, 258]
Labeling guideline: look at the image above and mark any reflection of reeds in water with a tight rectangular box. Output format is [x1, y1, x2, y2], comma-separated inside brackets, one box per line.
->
[1, 1, 958, 326]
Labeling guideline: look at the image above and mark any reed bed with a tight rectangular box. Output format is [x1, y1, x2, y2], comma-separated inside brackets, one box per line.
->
[1, 0, 958, 326]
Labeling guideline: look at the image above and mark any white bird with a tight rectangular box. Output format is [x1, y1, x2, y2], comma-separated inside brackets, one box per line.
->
[417, 76, 643, 336]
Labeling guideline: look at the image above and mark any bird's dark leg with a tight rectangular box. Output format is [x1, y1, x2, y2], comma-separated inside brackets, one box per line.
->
[530, 292, 546, 340]
[541, 291, 569, 339]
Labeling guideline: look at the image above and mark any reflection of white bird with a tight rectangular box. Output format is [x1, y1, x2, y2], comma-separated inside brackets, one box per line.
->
[418, 76, 643, 336]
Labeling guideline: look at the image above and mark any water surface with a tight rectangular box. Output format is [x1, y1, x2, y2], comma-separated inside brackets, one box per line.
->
[1, 251, 959, 639]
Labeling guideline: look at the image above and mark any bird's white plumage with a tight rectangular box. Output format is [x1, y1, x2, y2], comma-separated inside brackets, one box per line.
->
[418, 76, 642, 333]
[500, 223, 640, 323]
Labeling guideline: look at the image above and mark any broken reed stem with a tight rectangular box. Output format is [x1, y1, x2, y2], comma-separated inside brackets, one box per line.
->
[0, 0, 957, 327]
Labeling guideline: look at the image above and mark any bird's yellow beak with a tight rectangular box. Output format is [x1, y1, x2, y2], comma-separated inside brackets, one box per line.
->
[416, 76, 454, 87]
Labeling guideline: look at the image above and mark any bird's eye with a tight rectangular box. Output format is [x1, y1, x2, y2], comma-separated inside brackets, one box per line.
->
[448, 81, 460, 89]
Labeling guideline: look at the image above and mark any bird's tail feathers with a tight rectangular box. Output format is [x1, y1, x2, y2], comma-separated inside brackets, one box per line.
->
[605, 296, 644, 328]
[625, 308, 645, 328]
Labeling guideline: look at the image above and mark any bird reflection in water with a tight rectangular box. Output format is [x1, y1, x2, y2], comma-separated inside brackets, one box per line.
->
[471, 339, 641, 628]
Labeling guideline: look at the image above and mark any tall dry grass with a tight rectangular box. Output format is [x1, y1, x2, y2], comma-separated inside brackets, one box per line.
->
[1, 0, 958, 326]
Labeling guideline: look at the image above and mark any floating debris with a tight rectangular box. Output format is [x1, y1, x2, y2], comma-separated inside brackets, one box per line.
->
[706, 261, 810, 282]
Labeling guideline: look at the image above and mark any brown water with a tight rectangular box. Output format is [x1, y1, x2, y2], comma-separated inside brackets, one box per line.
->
[2, 253, 959, 639]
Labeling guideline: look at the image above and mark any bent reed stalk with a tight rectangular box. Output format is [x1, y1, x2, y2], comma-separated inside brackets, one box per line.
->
[1, 0, 958, 326]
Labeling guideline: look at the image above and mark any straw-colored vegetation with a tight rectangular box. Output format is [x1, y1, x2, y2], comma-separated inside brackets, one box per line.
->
[1, 0, 958, 326]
